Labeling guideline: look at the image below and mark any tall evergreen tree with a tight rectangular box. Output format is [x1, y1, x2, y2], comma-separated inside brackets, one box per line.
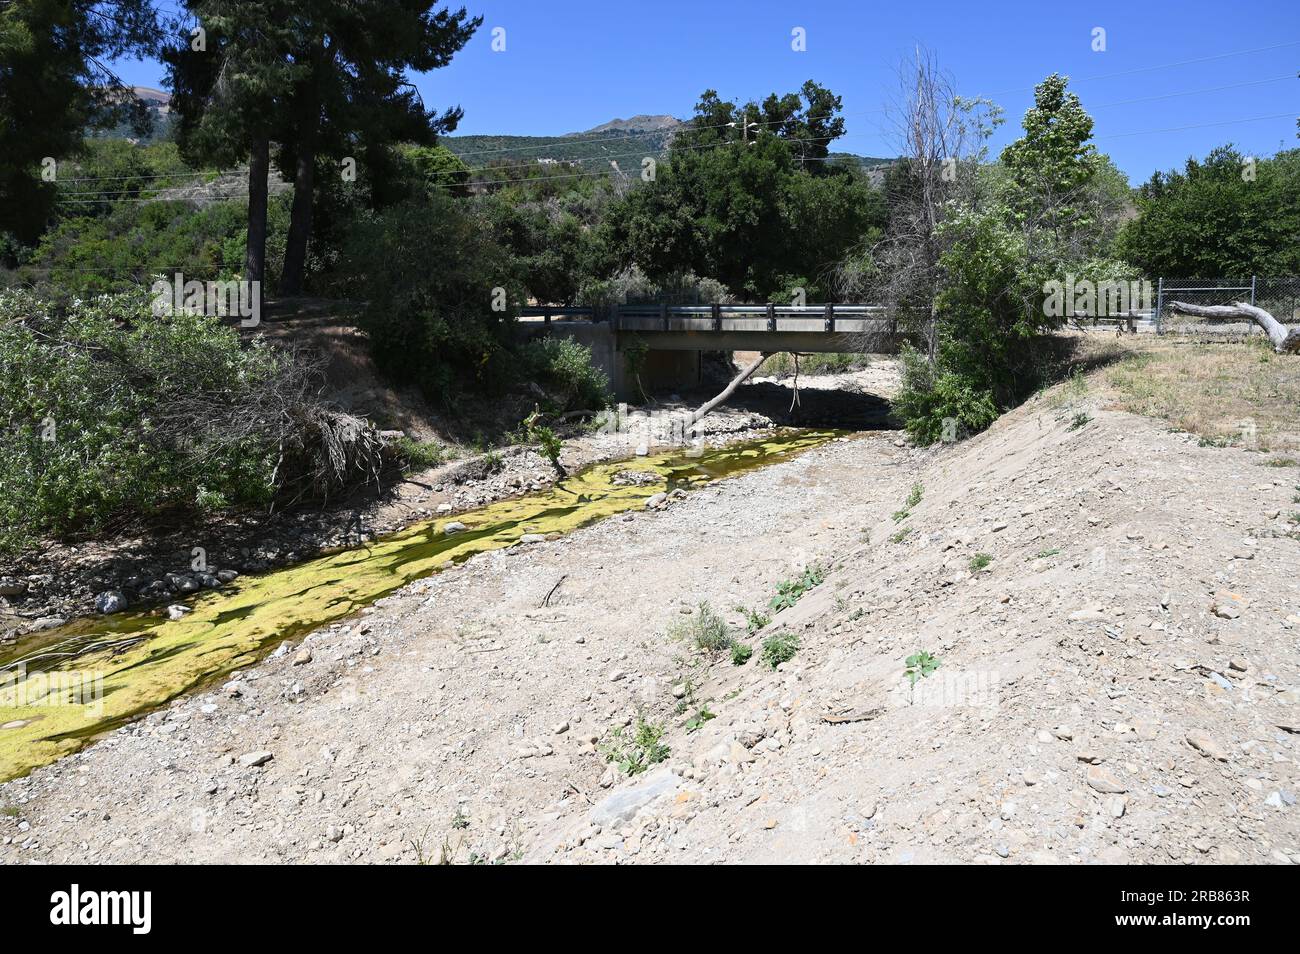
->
[166, 1, 478, 295]
[0, 0, 157, 249]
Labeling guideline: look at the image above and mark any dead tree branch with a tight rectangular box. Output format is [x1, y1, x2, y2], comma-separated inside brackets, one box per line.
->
[1167, 300, 1300, 354]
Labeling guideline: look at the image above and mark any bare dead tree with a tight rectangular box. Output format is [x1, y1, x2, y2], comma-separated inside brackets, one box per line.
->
[838, 48, 1002, 360]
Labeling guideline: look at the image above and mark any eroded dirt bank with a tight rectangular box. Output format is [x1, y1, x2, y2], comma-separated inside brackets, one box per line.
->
[3, 372, 1298, 864]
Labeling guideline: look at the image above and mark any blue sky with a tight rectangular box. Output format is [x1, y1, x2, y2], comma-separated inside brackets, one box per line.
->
[122, 0, 1300, 183]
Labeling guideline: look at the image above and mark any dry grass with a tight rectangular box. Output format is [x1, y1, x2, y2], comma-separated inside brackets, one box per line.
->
[1098, 336, 1300, 455]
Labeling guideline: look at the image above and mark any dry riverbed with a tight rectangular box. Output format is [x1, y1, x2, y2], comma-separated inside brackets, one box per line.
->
[4, 351, 1296, 865]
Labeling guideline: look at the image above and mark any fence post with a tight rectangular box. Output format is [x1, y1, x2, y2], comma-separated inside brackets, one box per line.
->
[1154, 277, 1164, 335]
[660, 301, 669, 332]
[824, 302, 835, 332]
[766, 303, 776, 331]
[711, 302, 721, 331]
[1250, 275, 1257, 306]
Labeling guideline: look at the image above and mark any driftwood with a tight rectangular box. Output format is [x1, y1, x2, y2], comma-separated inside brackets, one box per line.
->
[1166, 300, 1300, 354]
[687, 352, 772, 425]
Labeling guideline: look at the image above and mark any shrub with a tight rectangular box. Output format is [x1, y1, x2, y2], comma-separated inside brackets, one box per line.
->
[517, 336, 611, 411]
[760, 631, 800, 669]
[339, 194, 526, 406]
[668, 601, 733, 653]
[0, 290, 375, 553]
[600, 718, 670, 775]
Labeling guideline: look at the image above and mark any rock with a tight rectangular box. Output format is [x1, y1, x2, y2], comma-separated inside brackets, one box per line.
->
[587, 769, 680, 827]
[443, 521, 468, 535]
[0, 577, 28, 597]
[519, 534, 546, 545]
[94, 590, 128, 614]
[608, 669, 627, 682]
[1211, 590, 1247, 619]
[166, 604, 192, 621]
[1068, 607, 1107, 623]
[293, 648, 313, 666]
[645, 492, 667, 510]
[1086, 765, 1127, 794]
[216, 569, 240, 583]
[239, 750, 274, 768]
[728, 740, 756, 765]
[670, 683, 687, 699]
[552, 721, 570, 735]
[1186, 731, 1230, 762]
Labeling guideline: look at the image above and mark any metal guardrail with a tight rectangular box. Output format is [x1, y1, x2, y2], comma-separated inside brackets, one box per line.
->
[520, 303, 888, 333]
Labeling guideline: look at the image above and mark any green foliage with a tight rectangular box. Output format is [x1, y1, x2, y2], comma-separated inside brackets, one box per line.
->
[730, 642, 754, 666]
[601, 718, 670, 776]
[684, 706, 716, 732]
[394, 437, 452, 470]
[1117, 147, 1300, 277]
[760, 631, 800, 669]
[340, 193, 526, 405]
[968, 553, 992, 572]
[517, 337, 611, 411]
[904, 650, 941, 686]
[20, 193, 290, 294]
[0, 0, 159, 245]
[601, 83, 886, 300]
[669, 601, 734, 653]
[0, 290, 293, 552]
[769, 564, 825, 611]
[893, 481, 924, 521]
[736, 605, 771, 634]
[895, 75, 1128, 445]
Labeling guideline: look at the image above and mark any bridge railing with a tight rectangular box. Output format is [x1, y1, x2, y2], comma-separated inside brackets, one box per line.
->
[519, 303, 889, 333]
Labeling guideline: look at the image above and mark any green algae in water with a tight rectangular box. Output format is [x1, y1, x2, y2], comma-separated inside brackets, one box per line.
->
[0, 429, 840, 781]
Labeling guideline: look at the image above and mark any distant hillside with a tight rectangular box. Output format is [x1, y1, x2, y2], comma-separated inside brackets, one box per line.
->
[444, 116, 894, 175]
[90, 86, 174, 143]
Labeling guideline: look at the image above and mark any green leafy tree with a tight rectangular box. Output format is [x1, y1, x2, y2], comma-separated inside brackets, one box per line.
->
[1116, 146, 1300, 276]
[604, 83, 883, 300]
[0, 0, 158, 249]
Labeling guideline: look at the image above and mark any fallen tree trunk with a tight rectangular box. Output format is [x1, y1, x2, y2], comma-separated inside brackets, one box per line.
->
[688, 352, 772, 425]
[1166, 300, 1300, 354]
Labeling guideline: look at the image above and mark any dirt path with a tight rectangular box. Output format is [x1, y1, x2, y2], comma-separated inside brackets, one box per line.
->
[3, 368, 1298, 865]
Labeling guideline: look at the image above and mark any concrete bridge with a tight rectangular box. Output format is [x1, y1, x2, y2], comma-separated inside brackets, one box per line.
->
[521, 303, 911, 399]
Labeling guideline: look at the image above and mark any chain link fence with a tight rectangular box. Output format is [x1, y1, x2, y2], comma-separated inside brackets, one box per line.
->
[1155, 276, 1300, 337]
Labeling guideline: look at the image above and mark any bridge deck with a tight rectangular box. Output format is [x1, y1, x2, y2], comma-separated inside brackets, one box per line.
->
[520, 304, 919, 353]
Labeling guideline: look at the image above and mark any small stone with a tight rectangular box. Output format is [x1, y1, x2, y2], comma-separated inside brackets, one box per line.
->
[443, 521, 468, 535]
[1086, 765, 1127, 794]
[292, 648, 313, 666]
[166, 604, 191, 620]
[239, 750, 274, 768]
[94, 590, 128, 614]
[670, 683, 687, 699]
[1186, 731, 1230, 762]
[552, 721, 570, 735]
[1068, 607, 1107, 623]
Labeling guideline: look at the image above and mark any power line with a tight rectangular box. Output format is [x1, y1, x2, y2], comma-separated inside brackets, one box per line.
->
[1096, 112, 1297, 140]
[978, 39, 1300, 99]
